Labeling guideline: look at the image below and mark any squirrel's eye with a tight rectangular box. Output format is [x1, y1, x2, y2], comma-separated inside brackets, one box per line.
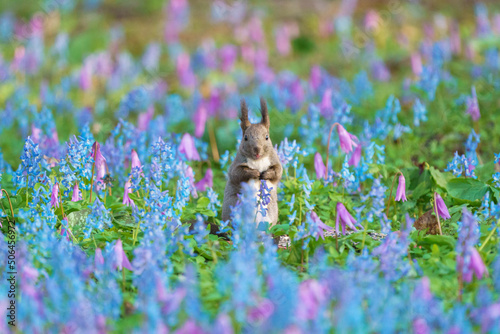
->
[266, 135, 269, 140]
[244, 135, 248, 141]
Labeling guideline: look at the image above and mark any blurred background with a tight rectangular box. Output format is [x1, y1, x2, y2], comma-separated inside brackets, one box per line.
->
[1, 0, 500, 172]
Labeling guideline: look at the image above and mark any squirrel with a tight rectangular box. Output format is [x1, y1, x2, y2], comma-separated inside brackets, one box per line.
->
[221, 97, 283, 227]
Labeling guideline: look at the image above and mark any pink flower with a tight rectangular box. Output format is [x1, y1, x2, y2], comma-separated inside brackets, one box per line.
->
[114, 239, 133, 271]
[122, 180, 135, 207]
[336, 202, 360, 235]
[91, 142, 107, 183]
[314, 153, 326, 179]
[413, 277, 433, 301]
[320, 89, 333, 117]
[131, 149, 142, 172]
[195, 168, 213, 191]
[296, 279, 327, 320]
[219, 44, 238, 72]
[50, 182, 60, 208]
[60, 218, 70, 241]
[466, 86, 480, 121]
[138, 106, 154, 131]
[310, 211, 333, 240]
[247, 298, 274, 323]
[79, 60, 92, 91]
[395, 174, 407, 202]
[348, 145, 361, 167]
[310, 65, 322, 90]
[337, 124, 358, 153]
[31, 125, 42, 143]
[175, 320, 206, 334]
[72, 182, 82, 202]
[179, 133, 201, 161]
[275, 25, 292, 56]
[193, 104, 208, 138]
[364, 10, 381, 31]
[462, 248, 488, 282]
[411, 52, 423, 76]
[435, 193, 451, 219]
[241, 44, 255, 64]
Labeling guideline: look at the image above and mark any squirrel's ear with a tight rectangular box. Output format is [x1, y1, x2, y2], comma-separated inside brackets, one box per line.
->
[260, 97, 270, 129]
[240, 99, 251, 132]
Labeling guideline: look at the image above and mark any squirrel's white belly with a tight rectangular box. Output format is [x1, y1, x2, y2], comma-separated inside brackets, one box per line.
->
[246, 157, 274, 225]
[247, 156, 271, 172]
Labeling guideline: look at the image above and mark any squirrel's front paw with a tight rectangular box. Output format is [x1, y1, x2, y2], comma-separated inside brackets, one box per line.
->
[248, 168, 261, 179]
[260, 170, 275, 181]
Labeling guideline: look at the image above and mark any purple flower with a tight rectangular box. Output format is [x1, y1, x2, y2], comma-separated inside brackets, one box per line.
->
[309, 211, 333, 240]
[175, 320, 206, 334]
[31, 125, 42, 143]
[275, 25, 292, 56]
[79, 60, 92, 91]
[411, 52, 423, 76]
[91, 142, 107, 183]
[395, 174, 407, 202]
[296, 279, 327, 320]
[247, 298, 274, 323]
[131, 149, 142, 172]
[348, 145, 361, 167]
[195, 168, 213, 191]
[50, 182, 60, 208]
[314, 153, 326, 179]
[71, 182, 82, 202]
[371, 59, 391, 81]
[60, 218, 70, 241]
[179, 133, 201, 161]
[466, 86, 480, 121]
[336, 202, 360, 235]
[193, 104, 207, 138]
[337, 124, 358, 153]
[114, 239, 133, 271]
[219, 44, 238, 72]
[122, 180, 135, 207]
[462, 248, 488, 282]
[138, 106, 154, 131]
[364, 10, 380, 31]
[320, 89, 333, 117]
[435, 193, 451, 219]
[214, 314, 233, 334]
[310, 65, 321, 90]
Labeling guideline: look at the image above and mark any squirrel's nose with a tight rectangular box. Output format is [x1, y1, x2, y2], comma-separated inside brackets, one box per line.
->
[253, 147, 260, 156]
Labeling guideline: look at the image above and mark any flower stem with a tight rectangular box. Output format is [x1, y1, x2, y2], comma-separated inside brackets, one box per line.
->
[26, 176, 29, 206]
[433, 192, 443, 235]
[360, 218, 369, 251]
[122, 268, 126, 291]
[478, 219, 499, 252]
[386, 171, 402, 218]
[1, 189, 15, 227]
[208, 119, 220, 162]
[89, 161, 95, 203]
[133, 221, 142, 246]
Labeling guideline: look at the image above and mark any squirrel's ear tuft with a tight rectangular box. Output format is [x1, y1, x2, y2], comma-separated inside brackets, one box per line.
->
[240, 99, 251, 132]
[260, 97, 270, 129]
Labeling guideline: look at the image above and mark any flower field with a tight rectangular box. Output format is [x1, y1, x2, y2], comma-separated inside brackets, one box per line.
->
[2, 0, 500, 332]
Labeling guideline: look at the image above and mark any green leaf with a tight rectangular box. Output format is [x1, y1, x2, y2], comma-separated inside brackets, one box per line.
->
[447, 178, 488, 203]
[419, 235, 456, 251]
[429, 166, 450, 190]
[197, 197, 210, 209]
